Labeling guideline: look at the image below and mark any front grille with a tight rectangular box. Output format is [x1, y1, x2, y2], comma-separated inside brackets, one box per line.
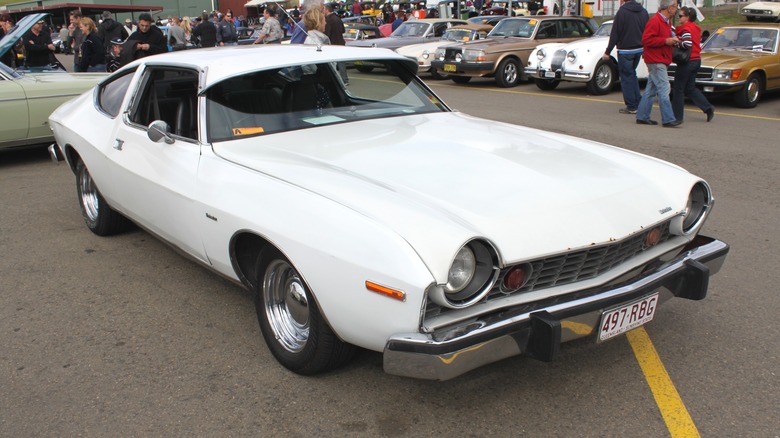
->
[425, 221, 672, 319]
[696, 67, 714, 80]
[444, 48, 462, 61]
[550, 49, 567, 71]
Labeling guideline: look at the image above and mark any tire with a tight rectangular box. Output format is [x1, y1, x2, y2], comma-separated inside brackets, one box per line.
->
[355, 65, 374, 73]
[734, 72, 762, 108]
[746, 16, 755, 21]
[534, 78, 560, 90]
[254, 248, 356, 375]
[495, 58, 521, 88]
[430, 68, 446, 80]
[586, 60, 615, 95]
[451, 75, 472, 84]
[76, 159, 130, 236]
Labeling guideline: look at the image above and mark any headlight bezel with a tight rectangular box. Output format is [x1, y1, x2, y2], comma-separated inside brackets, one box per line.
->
[671, 181, 713, 235]
[566, 50, 577, 64]
[429, 239, 499, 309]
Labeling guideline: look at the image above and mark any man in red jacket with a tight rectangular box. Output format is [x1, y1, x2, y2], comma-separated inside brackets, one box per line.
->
[635, 0, 680, 127]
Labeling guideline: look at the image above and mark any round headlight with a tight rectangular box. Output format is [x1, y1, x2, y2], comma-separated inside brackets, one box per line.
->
[566, 50, 577, 63]
[422, 50, 430, 59]
[428, 240, 499, 309]
[682, 182, 712, 233]
[445, 246, 476, 295]
[536, 48, 546, 60]
[455, 53, 463, 62]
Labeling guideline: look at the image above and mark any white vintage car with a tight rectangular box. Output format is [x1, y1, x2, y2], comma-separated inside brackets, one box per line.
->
[741, 1, 780, 22]
[525, 20, 648, 95]
[394, 23, 492, 78]
[49, 45, 728, 380]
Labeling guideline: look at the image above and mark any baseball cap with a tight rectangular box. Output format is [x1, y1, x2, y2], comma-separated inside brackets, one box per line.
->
[125, 18, 132, 23]
[110, 37, 125, 45]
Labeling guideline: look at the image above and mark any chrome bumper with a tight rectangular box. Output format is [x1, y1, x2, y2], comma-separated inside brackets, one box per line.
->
[48, 143, 63, 163]
[383, 235, 729, 380]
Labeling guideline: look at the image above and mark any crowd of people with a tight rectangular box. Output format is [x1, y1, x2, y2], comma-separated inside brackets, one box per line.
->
[604, 0, 713, 126]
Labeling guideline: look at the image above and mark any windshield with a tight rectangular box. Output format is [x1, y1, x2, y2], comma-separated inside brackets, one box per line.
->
[593, 22, 612, 37]
[442, 28, 478, 41]
[488, 18, 535, 38]
[206, 59, 448, 142]
[703, 27, 778, 53]
[392, 22, 429, 37]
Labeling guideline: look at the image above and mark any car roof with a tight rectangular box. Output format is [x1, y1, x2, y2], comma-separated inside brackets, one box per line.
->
[122, 45, 416, 91]
[0, 12, 48, 59]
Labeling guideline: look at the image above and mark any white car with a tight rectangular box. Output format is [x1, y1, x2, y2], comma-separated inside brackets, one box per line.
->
[741, 1, 780, 22]
[394, 23, 492, 78]
[525, 20, 648, 95]
[49, 45, 728, 380]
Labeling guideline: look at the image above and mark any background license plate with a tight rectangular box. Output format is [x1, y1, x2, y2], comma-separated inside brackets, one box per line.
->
[544, 71, 556, 78]
[599, 293, 659, 342]
[444, 64, 457, 72]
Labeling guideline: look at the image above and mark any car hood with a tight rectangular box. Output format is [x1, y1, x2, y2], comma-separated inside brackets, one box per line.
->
[213, 112, 695, 276]
[19, 72, 106, 98]
[555, 35, 609, 52]
[700, 50, 771, 67]
[348, 36, 426, 49]
[453, 37, 534, 52]
[395, 39, 457, 56]
[743, 1, 780, 10]
[0, 13, 49, 59]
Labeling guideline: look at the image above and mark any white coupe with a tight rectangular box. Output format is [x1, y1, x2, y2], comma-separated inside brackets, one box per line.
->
[49, 45, 728, 380]
[525, 20, 649, 95]
[395, 24, 493, 78]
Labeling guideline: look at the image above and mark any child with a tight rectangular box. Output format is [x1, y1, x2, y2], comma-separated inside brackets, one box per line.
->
[106, 37, 123, 72]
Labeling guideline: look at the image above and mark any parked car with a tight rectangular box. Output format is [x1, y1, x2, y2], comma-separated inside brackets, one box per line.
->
[525, 20, 648, 95]
[395, 23, 492, 78]
[343, 14, 381, 26]
[346, 18, 467, 49]
[344, 23, 383, 41]
[740, 1, 780, 22]
[482, 0, 531, 16]
[431, 15, 596, 87]
[669, 23, 779, 108]
[237, 26, 261, 45]
[0, 13, 106, 150]
[467, 15, 509, 26]
[48, 45, 728, 380]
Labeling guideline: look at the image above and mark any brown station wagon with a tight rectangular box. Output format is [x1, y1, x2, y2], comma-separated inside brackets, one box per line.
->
[431, 16, 596, 87]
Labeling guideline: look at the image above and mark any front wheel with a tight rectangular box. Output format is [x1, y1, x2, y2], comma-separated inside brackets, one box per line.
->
[76, 159, 130, 236]
[451, 75, 472, 84]
[534, 78, 560, 90]
[734, 73, 762, 108]
[586, 60, 615, 95]
[254, 248, 356, 375]
[430, 68, 446, 80]
[495, 58, 521, 88]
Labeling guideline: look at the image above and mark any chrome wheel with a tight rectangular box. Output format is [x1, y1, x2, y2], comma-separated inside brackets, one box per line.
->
[78, 163, 100, 223]
[503, 63, 517, 83]
[735, 73, 762, 108]
[587, 61, 614, 95]
[263, 259, 310, 353]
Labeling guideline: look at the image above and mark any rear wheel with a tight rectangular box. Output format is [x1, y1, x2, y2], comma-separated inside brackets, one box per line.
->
[586, 60, 615, 95]
[495, 58, 521, 88]
[534, 78, 560, 90]
[76, 159, 130, 236]
[254, 248, 356, 375]
[451, 75, 472, 84]
[734, 72, 762, 108]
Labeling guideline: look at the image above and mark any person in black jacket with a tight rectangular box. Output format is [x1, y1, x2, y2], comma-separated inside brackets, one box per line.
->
[23, 19, 55, 67]
[0, 14, 15, 67]
[192, 12, 217, 47]
[97, 11, 129, 56]
[603, 0, 649, 114]
[78, 17, 106, 72]
[125, 13, 168, 60]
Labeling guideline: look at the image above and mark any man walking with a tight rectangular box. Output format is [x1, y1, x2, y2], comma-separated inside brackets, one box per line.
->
[67, 10, 84, 71]
[603, 0, 648, 115]
[192, 12, 217, 47]
[635, 0, 680, 127]
[216, 12, 238, 46]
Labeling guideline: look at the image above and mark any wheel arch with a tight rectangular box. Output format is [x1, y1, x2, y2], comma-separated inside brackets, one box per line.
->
[230, 230, 276, 292]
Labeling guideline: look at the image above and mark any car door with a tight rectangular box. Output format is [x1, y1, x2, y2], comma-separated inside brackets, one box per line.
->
[0, 73, 30, 145]
[106, 66, 207, 262]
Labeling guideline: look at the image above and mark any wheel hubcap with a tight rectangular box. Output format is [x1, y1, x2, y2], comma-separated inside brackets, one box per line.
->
[504, 64, 517, 83]
[78, 166, 99, 222]
[263, 259, 310, 353]
[595, 65, 611, 89]
[746, 80, 759, 103]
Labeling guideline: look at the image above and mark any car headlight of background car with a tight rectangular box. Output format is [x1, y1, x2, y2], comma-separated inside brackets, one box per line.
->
[428, 240, 499, 309]
[671, 181, 713, 235]
[536, 48, 547, 61]
[713, 68, 742, 81]
[567, 50, 578, 63]
[463, 49, 487, 62]
[422, 50, 430, 60]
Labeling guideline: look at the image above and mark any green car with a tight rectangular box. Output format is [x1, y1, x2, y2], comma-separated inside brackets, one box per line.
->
[1, 13, 106, 150]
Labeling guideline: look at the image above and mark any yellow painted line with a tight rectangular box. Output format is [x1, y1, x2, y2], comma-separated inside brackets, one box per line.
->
[428, 82, 780, 122]
[627, 327, 701, 438]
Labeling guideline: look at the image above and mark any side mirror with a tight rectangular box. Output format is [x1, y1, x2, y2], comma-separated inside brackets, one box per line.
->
[147, 120, 174, 144]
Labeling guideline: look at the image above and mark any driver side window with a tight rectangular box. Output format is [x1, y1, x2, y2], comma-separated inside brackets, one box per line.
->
[130, 68, 199, 141]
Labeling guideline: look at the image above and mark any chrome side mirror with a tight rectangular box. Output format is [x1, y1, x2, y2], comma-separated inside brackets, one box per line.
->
[147, 120, 174, 144]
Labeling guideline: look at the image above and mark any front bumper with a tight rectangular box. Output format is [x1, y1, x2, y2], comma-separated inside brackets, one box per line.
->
[525, 66, 592, 82]
[430, 60, 495, 77]
[383, 235, 728, 380]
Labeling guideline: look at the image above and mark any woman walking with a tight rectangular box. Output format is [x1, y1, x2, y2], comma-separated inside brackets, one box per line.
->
[672, 7, 714, 123]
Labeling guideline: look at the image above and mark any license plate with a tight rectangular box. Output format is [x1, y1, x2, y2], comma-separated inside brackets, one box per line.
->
[444, 64, 457, 72]
[598, 293, 659, 342]
[544, 71, 556, 78]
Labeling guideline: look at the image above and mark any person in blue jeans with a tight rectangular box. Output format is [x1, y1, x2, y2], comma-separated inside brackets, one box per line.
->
[671, 7, 714, 122]
[604, 0, 649, 114]
[636, 0, 680, 127]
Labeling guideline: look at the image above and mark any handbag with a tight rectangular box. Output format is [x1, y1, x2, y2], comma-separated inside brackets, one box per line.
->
[672, 45, 690, 64]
